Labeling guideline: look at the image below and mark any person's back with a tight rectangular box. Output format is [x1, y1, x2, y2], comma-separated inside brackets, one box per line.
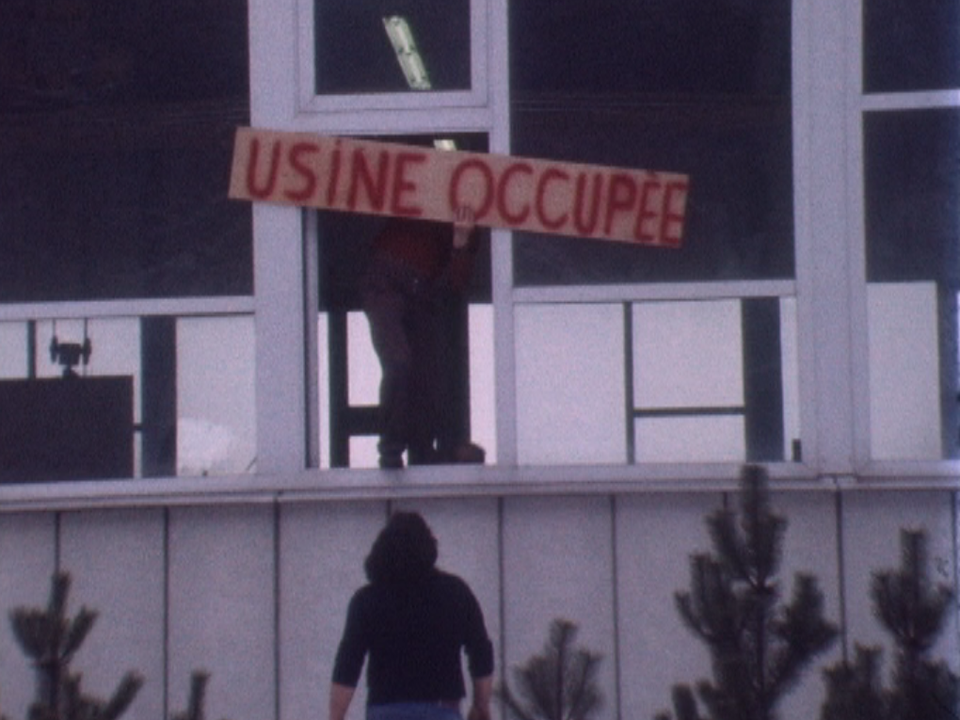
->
[329, 512, 494, 720]
[338, 570, 491, 705]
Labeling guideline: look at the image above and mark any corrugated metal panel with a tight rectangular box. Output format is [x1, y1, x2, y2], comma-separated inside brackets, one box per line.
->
[168, 504, 276, 720]
[60, 509, 166, 720]
[616, 492, 720, 720]
[0, 512, 57, 720]
[501, 496, 617, 720]
[279, 501, 385, 720]
[0, 488, 955, 720]
[771, 491, 843, 720]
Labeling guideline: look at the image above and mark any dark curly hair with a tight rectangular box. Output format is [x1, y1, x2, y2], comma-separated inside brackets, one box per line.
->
[364, 511, 439, 585]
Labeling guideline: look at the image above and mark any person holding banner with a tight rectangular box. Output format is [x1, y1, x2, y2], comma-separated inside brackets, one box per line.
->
[361, 206, 485, 469]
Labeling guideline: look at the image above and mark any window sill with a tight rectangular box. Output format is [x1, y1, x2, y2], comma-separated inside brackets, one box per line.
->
[5, 460, 956, 512]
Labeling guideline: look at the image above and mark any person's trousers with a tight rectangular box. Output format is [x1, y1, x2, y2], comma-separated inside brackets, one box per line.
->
[368, 703, 461, 720]
[362, 259, 442, 461]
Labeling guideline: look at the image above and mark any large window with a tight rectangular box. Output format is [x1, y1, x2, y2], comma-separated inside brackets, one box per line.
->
[313, 134, 495, 469]
[506, 0, 797, 468]
[864, 0, 960, 93]
[314, 0, 471, 95]
[0, 315, 255, 480]
[0, 0, 254, 483]
[510, 0, 793, 286]
[8, 0, 960, 485]
[862, 0, 960, 462]
[302, 0, 487, 112]
[0, 0, 251, 301]
[514, 298, 799, 466]
[304, 0, 799, 471]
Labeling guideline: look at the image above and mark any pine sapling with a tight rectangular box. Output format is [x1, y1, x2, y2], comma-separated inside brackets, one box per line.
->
[820, 645, 887, 720]
[501, 618, 603, 720]
[875, 529, 958, 720]
[821, 529, 959, 720]
[655, 465, 838, 720]
[172, 672, 210, 720]
[9, 571, 143, 720]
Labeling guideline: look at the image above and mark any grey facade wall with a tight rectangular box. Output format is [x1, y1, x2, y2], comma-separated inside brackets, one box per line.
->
[0, 487, 956, 720]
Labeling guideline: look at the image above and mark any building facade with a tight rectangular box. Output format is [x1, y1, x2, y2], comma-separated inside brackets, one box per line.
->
[0, 0, 958, 719]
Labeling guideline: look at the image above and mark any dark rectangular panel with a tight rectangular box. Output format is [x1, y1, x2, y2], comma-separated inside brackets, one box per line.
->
[0, 377, 134, 483]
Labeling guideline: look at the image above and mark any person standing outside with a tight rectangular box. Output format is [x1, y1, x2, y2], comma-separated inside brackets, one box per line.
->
[330, 511, 494, 720]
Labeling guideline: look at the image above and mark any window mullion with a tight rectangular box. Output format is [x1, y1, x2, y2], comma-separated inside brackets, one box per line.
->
[794, 0, 861, 474]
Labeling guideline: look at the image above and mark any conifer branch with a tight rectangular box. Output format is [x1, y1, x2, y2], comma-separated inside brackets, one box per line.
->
[8, 572, 143, 720]
[657, 465, 838, 720]
[820, 529, 960, 720]
[501, 619, 603, 720]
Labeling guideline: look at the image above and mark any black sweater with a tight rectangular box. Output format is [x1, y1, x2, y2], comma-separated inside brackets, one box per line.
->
[332, 570, 494, 705]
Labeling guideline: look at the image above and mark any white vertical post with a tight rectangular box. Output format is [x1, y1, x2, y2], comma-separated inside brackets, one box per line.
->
[253, 205, 309, 475]
[488, 0, 517, 466]
[794, 0, 860, 474]
[249, 0, 310, 474]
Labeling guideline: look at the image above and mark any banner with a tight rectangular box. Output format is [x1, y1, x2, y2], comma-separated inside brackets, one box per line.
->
[229, 127, 689, 247]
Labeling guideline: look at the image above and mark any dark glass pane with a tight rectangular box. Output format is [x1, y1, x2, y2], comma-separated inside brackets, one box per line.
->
[864, 109, 960, 283]
[510, 0, 793, 285]
[0, 0, 252, 302]
[864, 109, 960, 460]
[315, 0, 471, 95]
[864, 0, 960, 93]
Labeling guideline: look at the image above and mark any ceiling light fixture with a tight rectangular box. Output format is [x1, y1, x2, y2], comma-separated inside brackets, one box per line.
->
[382, 16, 432, 90]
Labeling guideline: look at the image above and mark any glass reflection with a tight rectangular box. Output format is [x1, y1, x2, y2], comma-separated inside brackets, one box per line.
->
[864, 109, 960, 459]
[510, 0, 793, 285]
[864, 0, 960, 93]
[0, 316, 255, 482]
[314, 0, 471, 95]
[0, 0, 252, 302]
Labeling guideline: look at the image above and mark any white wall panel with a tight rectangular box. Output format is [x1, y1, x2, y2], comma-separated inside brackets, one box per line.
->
[840, 490, 959, 673]
[0, 512, 57, 720]
[60, 509, 166, 720]
[515, 305, 626, 465]
[771, 491, 842, 720]
[0, 486, 955, 720]
[501, 496, 616, 720]
[168, 504, 277, 720]
[279, 501, 385, 720]
[615, 492, 718, 720]
[867, 284, 941, 459]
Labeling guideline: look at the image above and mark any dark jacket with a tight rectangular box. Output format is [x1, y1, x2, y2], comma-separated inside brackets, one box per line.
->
[332, 570, 494, 705]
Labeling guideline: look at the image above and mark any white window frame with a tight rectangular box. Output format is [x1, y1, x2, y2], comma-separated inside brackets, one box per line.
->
[250, 0, 832, 485]
[8, 0, 960, 510]
[295, 0, 490, 114]
[844, 1, 960, 480]
[248, 0, 509, 478]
